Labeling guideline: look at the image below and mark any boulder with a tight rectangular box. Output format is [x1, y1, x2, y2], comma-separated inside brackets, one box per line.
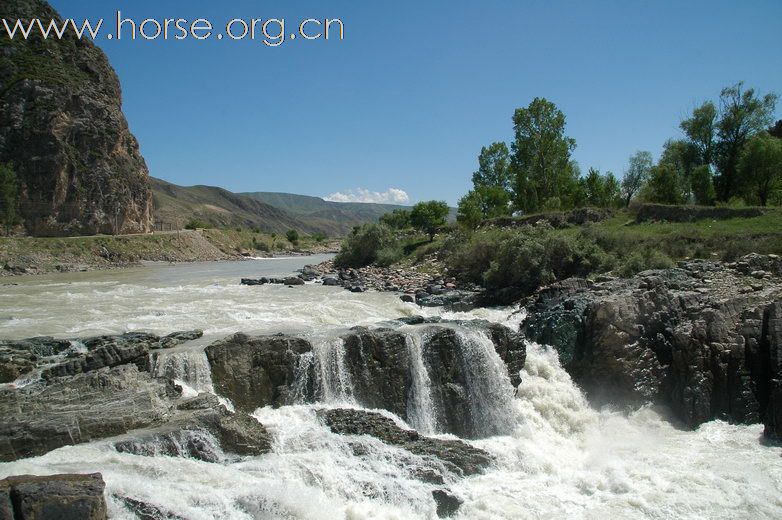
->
[205, 333, 313, 412]
[283, 277, 305, 286]
[322, 277, 341, 287]
[114, 404, 272, 462]
[241, 278, 268, 286]
[318, 408, 491, 477]
[0, 473, 107, 520]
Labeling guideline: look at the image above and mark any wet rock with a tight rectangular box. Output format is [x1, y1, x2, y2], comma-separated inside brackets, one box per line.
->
[318, 409, 492, 476]
[341, 327, 411, 419]
[115, 496, 184, 520]
[241, 278, 268, 286]
[205, 333, 313, 412]
[113, 406, 272, 462]
[416, 290, 478, 311]
[322, 277, 340, 286]
[400, 294, 415, 303]
[154, 330, 204, 350]
[0, 337, 72, 383]
[432, 489, 463, 518]
[0, 473, 107, 520]
[283, 276, 305, 286]
[0, 365, 177, 461]
[522, 256, 782, 437]
[42, 339, 149, 379]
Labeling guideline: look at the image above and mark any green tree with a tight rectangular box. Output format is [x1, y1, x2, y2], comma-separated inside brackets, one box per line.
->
[621, 151, 653, 206]
[510, 98, 577, 213]
[738, 133, 782, 206]
[645, 163, 685, 204]
[714, 82, 778, 201]
[0, 164, 18, 235]
[286, 229, 299, 243]
[581, 168, 620, 208]
[690, 165, 716, 205]
[681, 101, 717, 166]
[410, 200, 449, 240]
[379, 209, 411, 230]
[472, 142, 512, 192]
[457, 185, 511, 229]
[659, 139, 701, 202]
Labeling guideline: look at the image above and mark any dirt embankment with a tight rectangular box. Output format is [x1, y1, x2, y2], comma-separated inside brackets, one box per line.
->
[0, 230, 338, 276]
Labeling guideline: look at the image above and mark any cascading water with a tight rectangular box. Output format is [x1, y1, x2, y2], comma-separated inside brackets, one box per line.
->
[449, 327, 517, 438]
[311, 337, 356, 404]
[405, 331, 438, 435]
[2, 260, 781, 520]
[151, 347, 215, 398]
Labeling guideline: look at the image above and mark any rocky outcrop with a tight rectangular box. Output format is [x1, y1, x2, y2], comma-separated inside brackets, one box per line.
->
[0, 330, 202, 385]
[113, 393, 272, 462]
[0, 364, 177, 461]
[205, 334, 312, 413]
[0, 473, 107, 520]
[318, 408, 492, 477]
[0, 337, 71, 383]
[0, 0, 152, 236]
[522, 255, 782, 438]
[205, 322, 524, 438]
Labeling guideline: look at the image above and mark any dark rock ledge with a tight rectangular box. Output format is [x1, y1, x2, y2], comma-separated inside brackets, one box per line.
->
[521, 254, 782, 440]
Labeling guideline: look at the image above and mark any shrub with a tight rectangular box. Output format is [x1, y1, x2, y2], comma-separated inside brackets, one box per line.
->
[333, 224, 394, 268]
[618, 249, 674, 277]
[375, 244, 404, 267]
[312, 232, 328, 243]
[286, 229, 299, 244]
[184, 219, 210, 230]
[445, 226, 615, 295]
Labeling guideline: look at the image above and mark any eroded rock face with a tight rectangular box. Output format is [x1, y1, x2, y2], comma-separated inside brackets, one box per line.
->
[522, 256, 782, 437]
[0, 0, 152, 236]
[114, 395, 272, 462]
[0, 473, 107, 520]
[204, 323, 525, 438]
[205, 334, 313, 413]
[0, 364, 177, 461]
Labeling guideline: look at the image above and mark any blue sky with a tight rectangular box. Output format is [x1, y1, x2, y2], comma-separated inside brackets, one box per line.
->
[49, 0, 781, 205]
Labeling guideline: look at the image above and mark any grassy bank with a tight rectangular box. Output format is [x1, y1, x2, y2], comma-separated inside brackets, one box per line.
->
[0, 229, 339, 275]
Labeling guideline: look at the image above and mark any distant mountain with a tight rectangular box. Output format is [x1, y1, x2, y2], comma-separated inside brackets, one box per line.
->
[151, 179, 408, 236]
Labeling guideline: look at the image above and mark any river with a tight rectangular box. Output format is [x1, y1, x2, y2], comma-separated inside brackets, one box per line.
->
[1, 257, 781, 519]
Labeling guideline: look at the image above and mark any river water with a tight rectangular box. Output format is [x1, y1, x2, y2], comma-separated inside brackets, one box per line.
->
[1, 257, 781, 519]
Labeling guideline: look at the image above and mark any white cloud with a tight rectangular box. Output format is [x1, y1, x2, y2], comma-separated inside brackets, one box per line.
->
[324, 187, 410, 204]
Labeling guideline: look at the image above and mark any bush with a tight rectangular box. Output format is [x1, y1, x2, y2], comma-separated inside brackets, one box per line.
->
[286, 229, 299, 244]
[375, 244, 404, 267]
[312, 232, 328, 243]
[618, 249, 674, 277]
[184, 219, 210, 230]
[445, 226, 615, 295]
[333, 224, 394, 268]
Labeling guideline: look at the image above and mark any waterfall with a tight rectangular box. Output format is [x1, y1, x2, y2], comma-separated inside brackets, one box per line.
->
[451, 327, 517, 437]
[405, 331, 438, 435]
[151, 347, 215, 398]
[312, 337, 356, 405]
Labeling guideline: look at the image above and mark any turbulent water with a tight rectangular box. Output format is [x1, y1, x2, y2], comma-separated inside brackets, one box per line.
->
[2, 257, 782, 519]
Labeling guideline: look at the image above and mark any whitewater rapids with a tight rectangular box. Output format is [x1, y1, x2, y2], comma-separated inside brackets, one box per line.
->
[1, 257, 781, 519]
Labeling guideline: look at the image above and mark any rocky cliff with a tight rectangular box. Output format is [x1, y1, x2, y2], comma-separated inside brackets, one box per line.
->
[522, 253, 782, 440]
[0, 0, 152, 236]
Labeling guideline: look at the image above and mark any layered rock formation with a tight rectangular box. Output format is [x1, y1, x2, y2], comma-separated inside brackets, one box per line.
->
[0, 473, 108, 520]
[522, 254, 782, 439]
[0, 0, 152, 236]
[205, 321, 525, 438]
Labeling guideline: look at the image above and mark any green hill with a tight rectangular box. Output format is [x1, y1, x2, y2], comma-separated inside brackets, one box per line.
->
[152, 179, 414, 236]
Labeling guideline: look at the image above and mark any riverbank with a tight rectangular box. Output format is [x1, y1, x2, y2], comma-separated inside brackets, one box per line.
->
[0, 229, 340, 277]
